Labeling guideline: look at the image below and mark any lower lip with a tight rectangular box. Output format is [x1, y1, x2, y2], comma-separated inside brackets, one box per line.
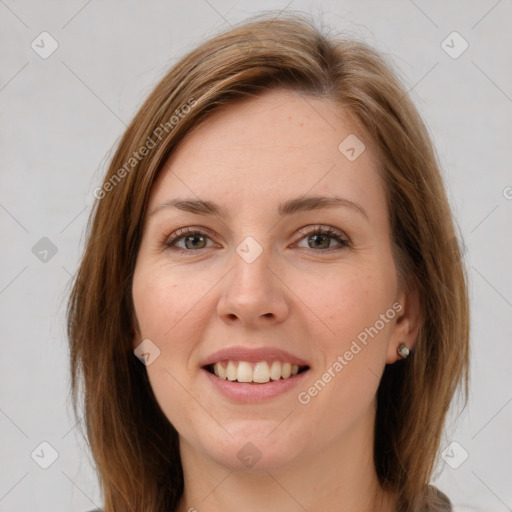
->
[201, 367, 310, 403]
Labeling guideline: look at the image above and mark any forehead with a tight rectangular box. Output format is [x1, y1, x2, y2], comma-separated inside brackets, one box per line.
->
[148, 88, 384, 218]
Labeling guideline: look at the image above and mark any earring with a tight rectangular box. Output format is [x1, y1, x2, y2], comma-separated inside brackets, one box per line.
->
[397, 343, 410, 359]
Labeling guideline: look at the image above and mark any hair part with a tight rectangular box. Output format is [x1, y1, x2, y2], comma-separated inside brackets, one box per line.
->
[67, 11, 469, 512]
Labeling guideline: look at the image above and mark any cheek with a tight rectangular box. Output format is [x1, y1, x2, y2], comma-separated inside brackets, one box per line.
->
[305, 263, 396, 353]
[144, 358, 216, 454]
[132, 260, 213, 343]
[294, 259, 397, 430]
[132, 261, 214, 436]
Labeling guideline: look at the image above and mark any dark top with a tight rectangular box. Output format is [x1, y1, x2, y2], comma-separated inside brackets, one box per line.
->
[428, 486, 452, 511]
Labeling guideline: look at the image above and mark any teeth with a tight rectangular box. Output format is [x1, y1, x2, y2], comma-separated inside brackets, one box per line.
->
[237, 361, 253, 383]
[253, 362, 270, 383]
[270, 361, 282, 381]
[211, 360, 305, 383]
[226, 360, 237, 381]
[217, 362, 227, 380]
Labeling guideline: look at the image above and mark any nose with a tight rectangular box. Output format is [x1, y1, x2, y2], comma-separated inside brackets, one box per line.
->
[216, 245, 290, 328]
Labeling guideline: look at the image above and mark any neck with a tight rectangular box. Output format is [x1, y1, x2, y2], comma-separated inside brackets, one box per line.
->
[175, 403, 395, 512]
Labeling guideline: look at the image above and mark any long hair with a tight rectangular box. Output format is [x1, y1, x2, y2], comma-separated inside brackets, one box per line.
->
[67, 12, 469, 512]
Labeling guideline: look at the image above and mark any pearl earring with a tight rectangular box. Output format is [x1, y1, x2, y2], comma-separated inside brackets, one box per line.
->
[397, 343, 410, 359]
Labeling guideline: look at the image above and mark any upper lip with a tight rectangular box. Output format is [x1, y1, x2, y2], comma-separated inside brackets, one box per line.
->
[201, 346, 310, 368]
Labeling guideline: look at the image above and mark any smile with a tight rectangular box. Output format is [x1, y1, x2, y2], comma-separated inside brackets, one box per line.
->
[200, 346, 311, 401]
[206, 360, 309, 383]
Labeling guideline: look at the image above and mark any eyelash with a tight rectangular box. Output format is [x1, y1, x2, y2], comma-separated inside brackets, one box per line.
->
[163, 225, 351, 255]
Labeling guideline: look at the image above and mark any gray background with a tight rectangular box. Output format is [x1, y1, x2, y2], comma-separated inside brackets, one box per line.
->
[1, 1, 511, 511]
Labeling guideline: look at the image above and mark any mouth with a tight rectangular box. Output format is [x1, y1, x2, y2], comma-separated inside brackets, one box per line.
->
[200, 346, 311, 401]
[203, 360, 310, 384]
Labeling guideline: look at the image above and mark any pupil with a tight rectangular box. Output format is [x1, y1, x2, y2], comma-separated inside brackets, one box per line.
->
[186, 235, 205, 249]
[310, 234, 328, 249]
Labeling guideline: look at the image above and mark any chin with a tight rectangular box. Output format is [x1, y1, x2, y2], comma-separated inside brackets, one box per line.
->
[195, 422, 310, 473]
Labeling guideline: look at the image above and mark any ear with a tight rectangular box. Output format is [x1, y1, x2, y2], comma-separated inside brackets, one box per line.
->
[386, 279, 421, 364]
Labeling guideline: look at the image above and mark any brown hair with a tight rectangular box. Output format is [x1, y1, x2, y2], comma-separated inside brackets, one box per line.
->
[67, 12, 469, 512]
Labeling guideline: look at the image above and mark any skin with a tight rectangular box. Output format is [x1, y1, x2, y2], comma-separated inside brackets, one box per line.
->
[131, 88, 420, 512]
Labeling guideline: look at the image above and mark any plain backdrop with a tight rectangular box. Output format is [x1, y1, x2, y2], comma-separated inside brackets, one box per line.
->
[1, 1, 511, 511]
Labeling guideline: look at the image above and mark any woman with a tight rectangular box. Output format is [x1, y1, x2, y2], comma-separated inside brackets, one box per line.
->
[68, 12, 469, 512]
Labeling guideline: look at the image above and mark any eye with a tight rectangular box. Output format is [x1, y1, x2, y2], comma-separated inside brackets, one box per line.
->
[163, 225, 351, 255]
[295, 225, 351, 253]
[164, 227, 217, 253]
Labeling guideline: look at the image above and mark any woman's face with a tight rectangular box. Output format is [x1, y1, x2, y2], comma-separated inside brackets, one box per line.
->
[132, 88, 411, 472]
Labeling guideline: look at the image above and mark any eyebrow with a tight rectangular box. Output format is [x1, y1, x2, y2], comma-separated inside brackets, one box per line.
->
[149, 195, 369, 220]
